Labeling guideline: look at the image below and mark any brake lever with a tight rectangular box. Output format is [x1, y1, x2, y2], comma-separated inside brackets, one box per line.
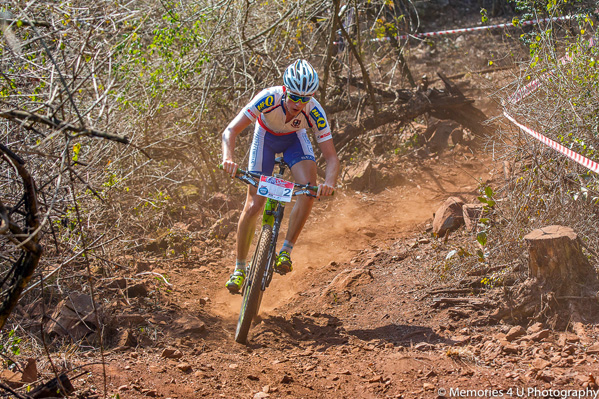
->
[294, 189, 317, 198]
[239, 174, 258, 187]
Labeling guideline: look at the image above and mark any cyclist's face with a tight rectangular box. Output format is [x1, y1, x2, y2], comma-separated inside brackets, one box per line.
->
[285, 93, 311, 115]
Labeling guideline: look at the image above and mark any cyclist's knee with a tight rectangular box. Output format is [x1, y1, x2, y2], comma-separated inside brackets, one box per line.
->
[296, 194, 315, 207]
[290, 160, 317, 184]
[244, 196, 265, 216]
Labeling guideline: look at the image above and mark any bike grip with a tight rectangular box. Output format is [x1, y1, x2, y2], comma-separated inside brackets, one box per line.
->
[311, 185, 335, 196]
[217, 164, 242, 175]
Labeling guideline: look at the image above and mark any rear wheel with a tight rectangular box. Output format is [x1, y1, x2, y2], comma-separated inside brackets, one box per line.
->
[235, 224, 273, 344]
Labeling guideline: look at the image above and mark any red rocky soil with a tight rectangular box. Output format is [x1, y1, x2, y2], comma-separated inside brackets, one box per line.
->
[73, 145, 599, 399]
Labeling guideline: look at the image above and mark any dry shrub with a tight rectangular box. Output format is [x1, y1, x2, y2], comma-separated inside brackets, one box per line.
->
[474, 14, 598, 296]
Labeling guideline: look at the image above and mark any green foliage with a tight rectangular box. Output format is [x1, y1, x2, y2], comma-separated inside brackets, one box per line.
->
[0, 330, 22, 363]
[510, 0, 596, 66]
[509, 0, 587, 16]
[72, 142, 81, 162]
[480, 8, 489, 24]
[113, 11, 209, 110]
[102, 172, 120, 188]
[476, 231, 488, 247]
[489, 5, 599, 285]
[477, 184, 496, 209]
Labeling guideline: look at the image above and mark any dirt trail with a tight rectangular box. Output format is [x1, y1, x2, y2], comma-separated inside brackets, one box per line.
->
[86, 136, 599, 399]
[212, 151, 489, 319]
[87, 150, 513, 399]
[262, 156, 487, 311]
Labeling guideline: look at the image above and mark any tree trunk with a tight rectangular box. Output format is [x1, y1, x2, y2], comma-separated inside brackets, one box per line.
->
[524, 225, 598, 297]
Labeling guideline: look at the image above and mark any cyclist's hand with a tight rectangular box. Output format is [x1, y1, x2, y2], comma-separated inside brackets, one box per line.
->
[316, 183, 335, 198]
[222, 160, 238, 178]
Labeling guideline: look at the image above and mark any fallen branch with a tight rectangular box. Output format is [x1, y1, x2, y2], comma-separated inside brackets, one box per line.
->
[29, 374, 74, 398]
[432, 297, 491, 309]
[325, 72, 492, 161]
[0, 382, 33, 399]
[0, 17, 50, 28]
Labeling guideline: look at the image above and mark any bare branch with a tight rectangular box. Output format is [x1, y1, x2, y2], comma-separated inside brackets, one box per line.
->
[0, 109, 129, 144]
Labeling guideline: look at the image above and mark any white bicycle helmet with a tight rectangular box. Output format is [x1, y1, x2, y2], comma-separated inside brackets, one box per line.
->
[283, 59, 319, 96]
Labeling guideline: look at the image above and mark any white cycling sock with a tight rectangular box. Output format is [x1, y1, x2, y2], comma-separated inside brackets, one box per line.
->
[280, 240, 294, 255]
[235, 259, 246, 272]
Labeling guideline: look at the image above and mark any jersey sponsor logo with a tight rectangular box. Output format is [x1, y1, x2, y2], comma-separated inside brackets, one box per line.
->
[310, 108, 327, 131]
[317, 132, 331, 140]
[255, 95, 275, 112]
[291, 119, 301, 128]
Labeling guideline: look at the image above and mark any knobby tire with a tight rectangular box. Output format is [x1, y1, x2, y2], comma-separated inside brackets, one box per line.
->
[235, 224, 273, 344]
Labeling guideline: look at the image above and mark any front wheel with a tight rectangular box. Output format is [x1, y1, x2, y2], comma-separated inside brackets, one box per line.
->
[235, 224, 273, 344]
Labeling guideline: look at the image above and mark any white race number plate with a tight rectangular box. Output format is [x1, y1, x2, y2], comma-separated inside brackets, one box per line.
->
[257, 176, 294, 202]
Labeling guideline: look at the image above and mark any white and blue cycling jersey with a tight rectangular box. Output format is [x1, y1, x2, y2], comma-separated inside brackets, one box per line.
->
[236, 86, 332, 175]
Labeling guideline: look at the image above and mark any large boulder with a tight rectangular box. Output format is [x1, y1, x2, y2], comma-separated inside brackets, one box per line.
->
[432, 197, 465, 237]
[427, 121, 460, 153]
[344, 160, 376, 191]
[46, 293, 101, 340]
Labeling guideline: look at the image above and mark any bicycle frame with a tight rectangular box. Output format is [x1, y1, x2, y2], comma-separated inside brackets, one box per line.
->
[258, 162, 288, 290]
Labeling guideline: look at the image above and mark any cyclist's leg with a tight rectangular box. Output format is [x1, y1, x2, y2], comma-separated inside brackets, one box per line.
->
[226, 125, 274, 291]
[226, 185, 267, 292]
[225, 186, 264, 293]
[286, 159, 317, 244]
[240, 124, 277, 260]
[276, 130, 317, 273]
[236, 185, 266, 262]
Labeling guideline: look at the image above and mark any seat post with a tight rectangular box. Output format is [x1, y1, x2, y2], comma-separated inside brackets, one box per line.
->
[278, 162, 287, 176]
[274, 156, 287, 177]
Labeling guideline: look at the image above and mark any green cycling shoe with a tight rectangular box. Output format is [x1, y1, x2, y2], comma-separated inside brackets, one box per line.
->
[225, 269, 246, 293]
[275, 251, 293, 275]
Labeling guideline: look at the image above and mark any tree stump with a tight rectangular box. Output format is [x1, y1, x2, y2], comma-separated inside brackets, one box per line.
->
[524, 225, 598, 297]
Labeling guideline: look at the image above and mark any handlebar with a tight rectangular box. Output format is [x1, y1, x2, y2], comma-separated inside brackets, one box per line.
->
[218, 164, 334, 196]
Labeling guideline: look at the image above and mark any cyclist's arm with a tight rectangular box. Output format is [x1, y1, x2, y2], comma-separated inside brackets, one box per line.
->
[317, 139, 339, 197]
[221, 112, 252, 177]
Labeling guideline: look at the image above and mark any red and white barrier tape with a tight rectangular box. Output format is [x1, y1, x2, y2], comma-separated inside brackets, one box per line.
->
[503, 111, 599, 173]
[398, 15, 573, 41]
[504, 35, 599, 174]
[341, 15, 574, 44]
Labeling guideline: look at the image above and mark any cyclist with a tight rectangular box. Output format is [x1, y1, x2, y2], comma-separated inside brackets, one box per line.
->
[221, 59, 339, 293]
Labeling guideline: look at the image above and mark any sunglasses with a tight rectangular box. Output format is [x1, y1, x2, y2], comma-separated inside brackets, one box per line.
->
[287, 93, 312, 104]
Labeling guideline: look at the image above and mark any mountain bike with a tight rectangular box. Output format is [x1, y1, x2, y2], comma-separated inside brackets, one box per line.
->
[219, 157, 319, 344]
